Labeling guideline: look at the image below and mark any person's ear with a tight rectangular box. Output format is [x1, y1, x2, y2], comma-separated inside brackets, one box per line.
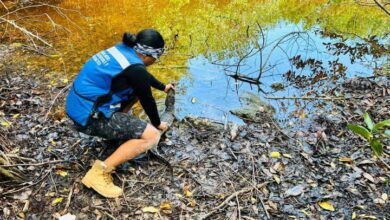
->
[145, 56, 156, 66]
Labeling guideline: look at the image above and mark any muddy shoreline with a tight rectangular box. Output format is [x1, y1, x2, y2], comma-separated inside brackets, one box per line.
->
[1, 46, 390, 219]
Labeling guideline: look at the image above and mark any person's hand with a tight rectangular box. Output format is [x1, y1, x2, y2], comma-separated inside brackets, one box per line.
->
[164, 84, 175, 93]
[158, 122, 168, 133]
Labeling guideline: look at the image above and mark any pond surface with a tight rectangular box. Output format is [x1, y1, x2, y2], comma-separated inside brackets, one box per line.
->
[5, 0, 390, 126]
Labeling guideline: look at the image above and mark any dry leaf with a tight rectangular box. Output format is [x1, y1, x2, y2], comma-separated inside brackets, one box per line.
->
[283, 153, 292, 158]
[142, 206, 159, 213]
[273, 162, 285, 172]
[381, 193, 388, 201]
[352, 212, 356, 219]
[267, 201, 278, 211]
[270, 151, 281, 158]
[12, 114, 20, 119]
[318, 201, 335, 211]
[358, 214, 377, 219]
[273, 175, 281, 184]
[250, 197, 257, 204]
[1, 121, 11, 127]
[363, 172, 375, 183]
[56, 170, 68, 177]
[18, 212, 25, 219]
[183, 185, 193, 197]
[339, 157, 353, 163]
[13, 190, 32, 200]
[160, 202, 172, 210]
[189, 199, 197, 207]
[51, 197, 63, 206]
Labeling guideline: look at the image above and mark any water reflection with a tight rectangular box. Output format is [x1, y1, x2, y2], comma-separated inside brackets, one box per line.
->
[178, 21, 389, 124]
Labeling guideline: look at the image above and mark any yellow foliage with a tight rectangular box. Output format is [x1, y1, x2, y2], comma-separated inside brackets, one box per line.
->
[142, 206, 159, 213]
[318, 201, 335, 211]
[159, 202, 172, 210]
[270, 151, 281, 158]
[51, 197, 63, 206]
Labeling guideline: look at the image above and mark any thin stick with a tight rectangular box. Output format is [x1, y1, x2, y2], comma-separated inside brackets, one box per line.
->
[103, 211, 119, 220]
[2, 171, 50, 195]
[0, 0, 8, 11]
[5, 154, 37, 162]
[44, 83, 72, 121]
[60, 182, 75, 215]
[0, 159, 66, 168]
[224, 165, 271, 219]
[373, 0, 390, 16]
[235, 189, 241, 220]
[200, 187, 253, 220]
[0, 17, 52, 47]
[265, 96, 346, 101]
[379, 157, 390, 170]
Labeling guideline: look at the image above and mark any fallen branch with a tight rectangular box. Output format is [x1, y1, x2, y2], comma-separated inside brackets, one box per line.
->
[265, 96, 346, 101]
[0, 17, 52, 47]
[2, 170, 51, 195]
[200, 187, 253, 219]
[0, 159, 67, 168]
[228, 73, 260, 85]
[373, 0, 390, 16]
[0, 166, 22, 181]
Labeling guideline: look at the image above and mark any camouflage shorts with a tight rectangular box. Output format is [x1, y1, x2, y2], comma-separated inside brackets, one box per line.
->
[77, 112, 147, 140]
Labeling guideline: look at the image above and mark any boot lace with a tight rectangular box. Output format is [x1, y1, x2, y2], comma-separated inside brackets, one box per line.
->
[103, 171, 113, 184]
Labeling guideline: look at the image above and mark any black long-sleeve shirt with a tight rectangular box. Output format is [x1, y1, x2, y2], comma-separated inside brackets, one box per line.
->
[111, 64, 165, 127]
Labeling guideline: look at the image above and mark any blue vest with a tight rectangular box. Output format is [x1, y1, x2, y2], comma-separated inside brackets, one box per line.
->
[66, 43, 144, 126]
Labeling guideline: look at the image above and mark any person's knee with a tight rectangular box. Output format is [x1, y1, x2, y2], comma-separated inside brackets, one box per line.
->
[141, 125, 161, 149]
[147, 128, 160, 147]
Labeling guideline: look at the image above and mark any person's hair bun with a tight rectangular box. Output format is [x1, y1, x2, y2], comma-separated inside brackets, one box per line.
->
[122, 32, 137, 47]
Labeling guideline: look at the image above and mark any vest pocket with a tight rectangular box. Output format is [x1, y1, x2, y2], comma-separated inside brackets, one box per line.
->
[66, 87, 95, 127]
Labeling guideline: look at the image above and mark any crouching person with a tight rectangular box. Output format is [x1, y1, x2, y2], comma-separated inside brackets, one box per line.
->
[65, 29, 175, 198]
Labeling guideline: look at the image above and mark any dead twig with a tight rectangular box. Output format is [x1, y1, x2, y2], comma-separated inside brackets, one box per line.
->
[0, 159, 67, 168]
[373, 0, 390, 16]
[44, 83, 71, 121]
[0, 17, 52, 47]
[265, 96, 346, 101]
[60, 182, 75, 215]
[200, 187, 253, 220]
[103, 211, 119, 220]
[2, 170, 51, 195]
[223, 164, 271, 219]
[379, 157, 390, 170]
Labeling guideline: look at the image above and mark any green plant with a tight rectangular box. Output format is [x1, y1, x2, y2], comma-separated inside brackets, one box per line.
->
[347, 112, 390, 157]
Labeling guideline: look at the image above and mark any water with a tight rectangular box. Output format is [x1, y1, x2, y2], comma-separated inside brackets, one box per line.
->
[178, 21, 389, 125]
[4, 0, 390, 125]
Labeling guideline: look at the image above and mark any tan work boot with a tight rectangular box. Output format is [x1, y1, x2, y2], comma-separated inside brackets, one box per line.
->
[81, 160, 122, 198]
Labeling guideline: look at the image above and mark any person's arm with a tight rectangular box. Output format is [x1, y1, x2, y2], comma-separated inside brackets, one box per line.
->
[120, 96, 138, 113]
[123, 65, 161, 127]
[150, 74, 166, 91]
